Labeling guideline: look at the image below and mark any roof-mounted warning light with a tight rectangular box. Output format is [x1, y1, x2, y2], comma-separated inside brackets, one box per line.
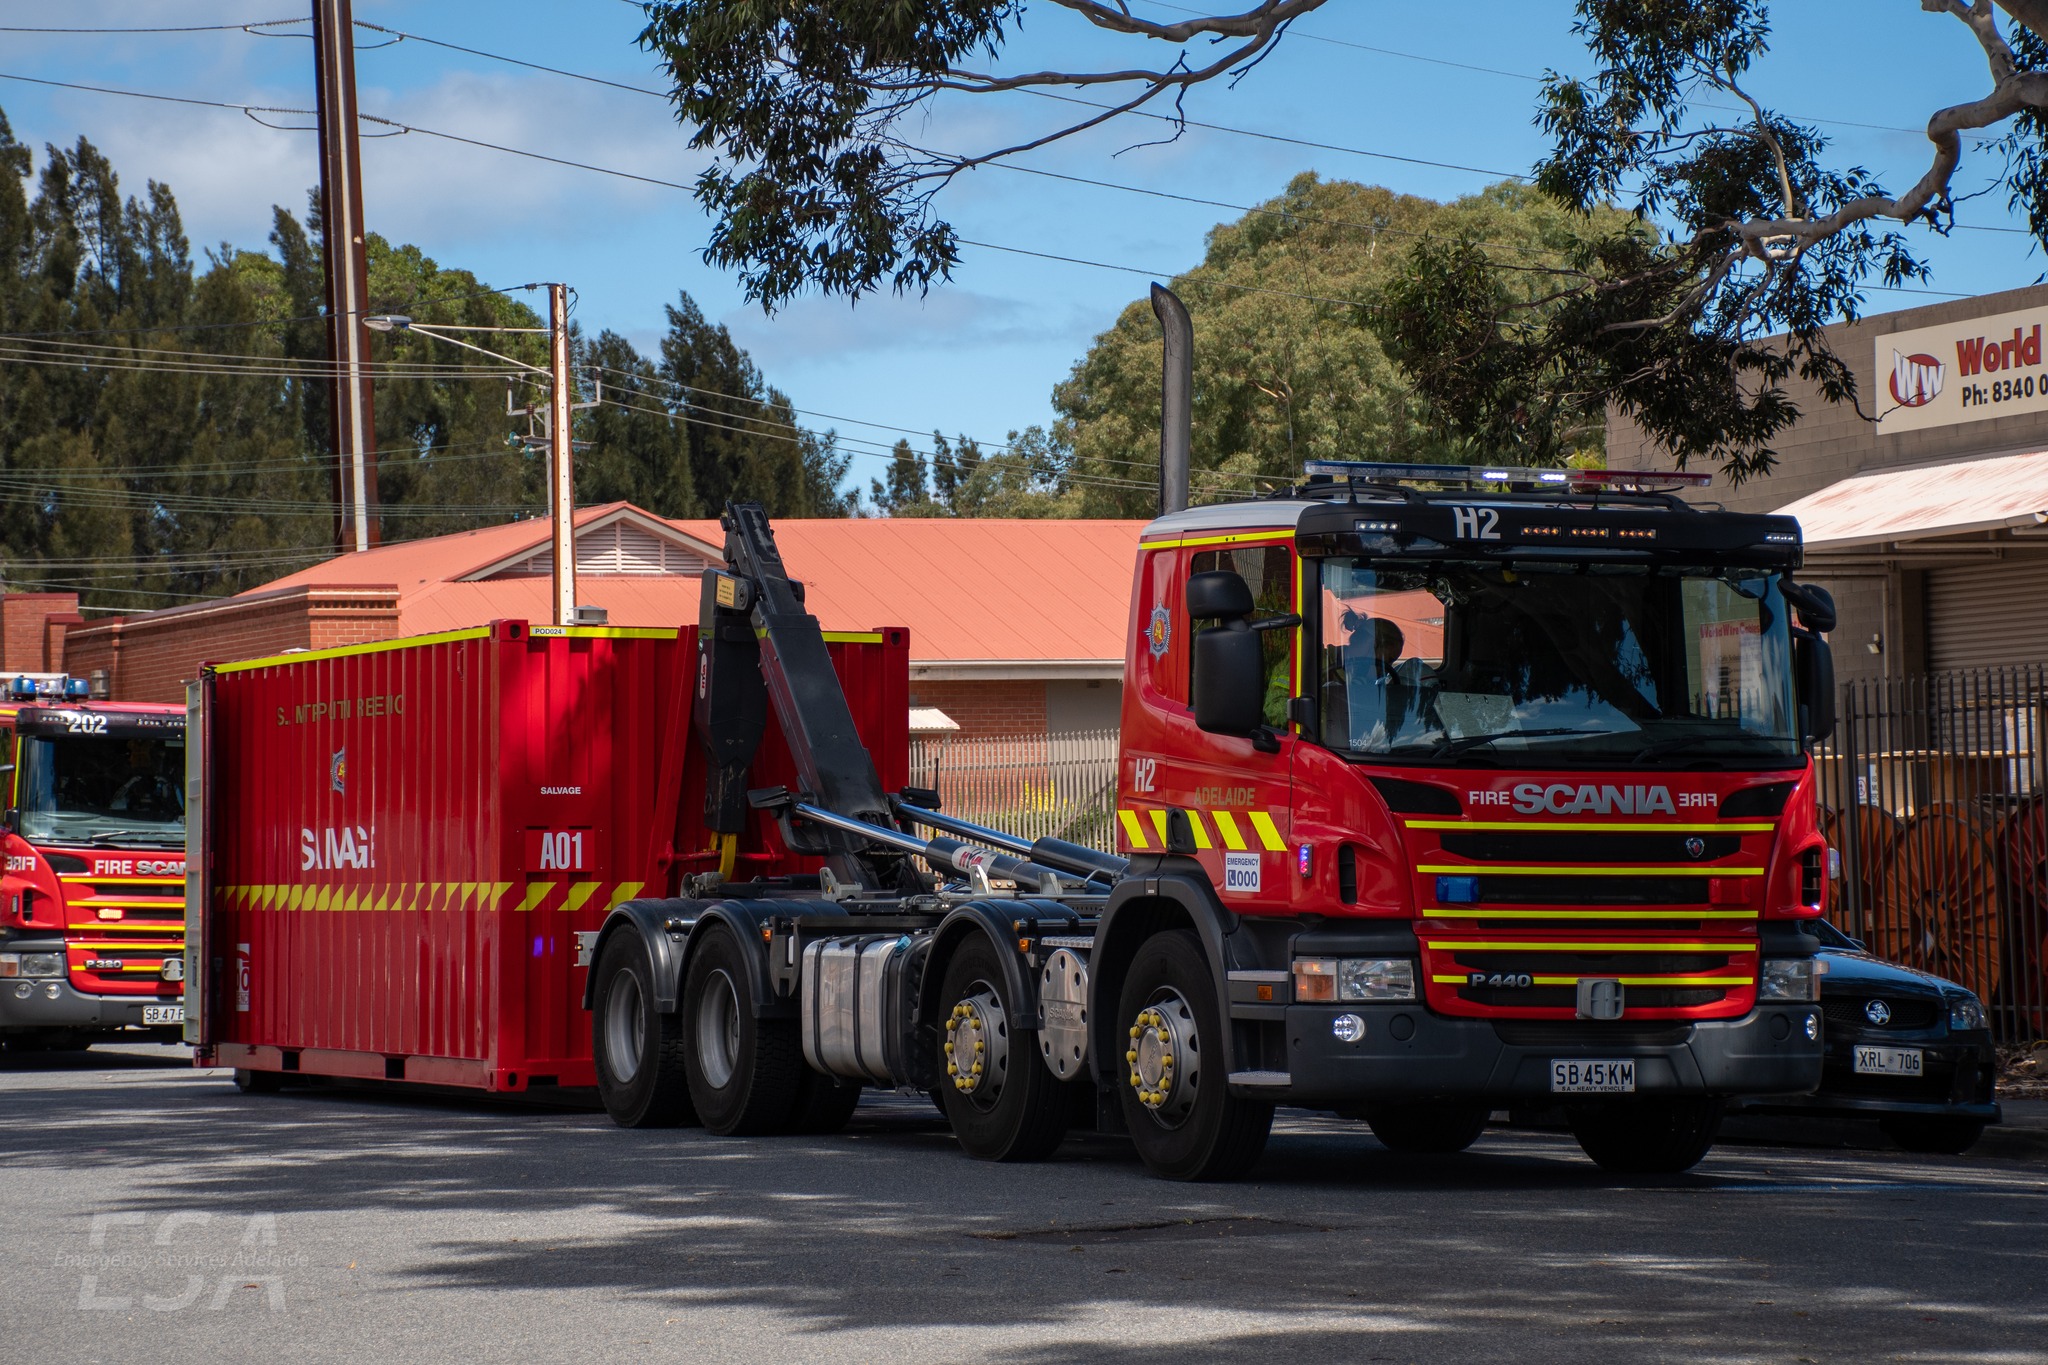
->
[1302, 460, 1712, 491]
[8, 674, 93, 701]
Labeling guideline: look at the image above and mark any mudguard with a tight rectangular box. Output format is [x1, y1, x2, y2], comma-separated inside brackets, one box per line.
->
[918, 899, 1085, 1034]
[583, 899, 694, 1012]
[583, 896, 847, 1017]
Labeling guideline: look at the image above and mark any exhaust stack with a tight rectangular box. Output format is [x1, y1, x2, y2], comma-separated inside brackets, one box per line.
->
[1151, 283, 1191, 515]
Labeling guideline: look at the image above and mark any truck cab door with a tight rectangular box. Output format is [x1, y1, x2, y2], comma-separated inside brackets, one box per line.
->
[1118, 539, 1297, 907]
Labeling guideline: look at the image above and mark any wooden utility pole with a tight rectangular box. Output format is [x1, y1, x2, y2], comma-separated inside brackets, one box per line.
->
[312, 0, 379, 552]
[547, 283, 576, 627]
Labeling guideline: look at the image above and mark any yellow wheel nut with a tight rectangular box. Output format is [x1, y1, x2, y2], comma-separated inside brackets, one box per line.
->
[974, 1040, 985, 1052]
[971, 1062, 983, 1075]
[947, 1062, 958, 1075]
[1129, 1025, 1142, 1038]
[1125, 1049, 1137, 1063]
[1161, 1054, 1173, 1067]
[944, 1042, 954, 1054]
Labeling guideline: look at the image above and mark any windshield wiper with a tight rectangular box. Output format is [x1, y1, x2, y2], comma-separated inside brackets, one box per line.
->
[1629, 733, 1785, 765]
[1426, 728, 1614, 760]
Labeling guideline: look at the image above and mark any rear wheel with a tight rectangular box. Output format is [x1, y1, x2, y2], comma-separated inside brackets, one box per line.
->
[1116, 929, 1272, 1181]
[788, 1068, 864, 1135]
[591, 930, 697, 1128]
[1567, 1096, 1723, 1174]
[232, 1068, 284, 1094]
[682, 923, 804, 1135]
[936, 936, 1068, 1161]
[1880, 1113, 1986, 1155]
[1364, 1100, 1492, 1154]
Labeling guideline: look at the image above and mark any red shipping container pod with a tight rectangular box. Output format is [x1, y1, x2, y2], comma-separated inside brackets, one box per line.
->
[188, 619, 908, 1091]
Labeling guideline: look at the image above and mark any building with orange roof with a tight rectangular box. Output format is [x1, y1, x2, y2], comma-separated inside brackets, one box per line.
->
[3, 504, 1145, 742]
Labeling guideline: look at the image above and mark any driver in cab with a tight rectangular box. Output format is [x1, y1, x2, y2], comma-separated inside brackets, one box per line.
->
[1334, 612, 1436, 752]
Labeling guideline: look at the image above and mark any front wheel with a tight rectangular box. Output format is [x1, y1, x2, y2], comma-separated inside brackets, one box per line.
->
[1364, 1100, 1492, 1154]
[591, 930, 697, 1128]
[936, 935, 1068, 1161]
[1880, 1113, 1986, 1155]
[1115, 929, 1271, 1181]
[1567, 1096, 1723, 1174]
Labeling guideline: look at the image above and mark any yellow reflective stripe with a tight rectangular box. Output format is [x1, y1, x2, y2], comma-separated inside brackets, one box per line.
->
[1430, 974, 1754, 987]
[67, 898, 186, 909]
[1418, 864, 1763, 877]
[1140, 530, 1295, 549]
[71, 942, 181, 950]
[562, 881, 602, 913]
[1247, 811, 1286, 851]
[1184, 810, 1213, 850]
[1210, 811, 1248, 851]
[527, 626, 677, 639]
[58, 875, 185, 885]
[1149, 809, 1170, 844]
[1421, 907, 1758, 919]
[1118, 810, 1149, 850]
[603, 881, 645, 913]
[752, 628, 889, 644]
[1404, 819, 1777, 833]
[211, 626, 492, 673]
[518, 882, 554, 913]
[1424, 940, 1757, 953]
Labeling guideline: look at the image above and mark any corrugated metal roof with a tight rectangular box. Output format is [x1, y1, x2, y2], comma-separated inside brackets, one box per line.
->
[1773, 450, 2048, 550]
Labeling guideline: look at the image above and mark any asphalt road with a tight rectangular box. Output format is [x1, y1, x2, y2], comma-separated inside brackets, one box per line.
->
[3, 1045, 2044, 1365]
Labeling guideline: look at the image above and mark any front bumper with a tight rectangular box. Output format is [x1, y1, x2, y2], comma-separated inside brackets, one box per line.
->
[1730, 1029, 2001, 1122]
[0, 972, 182, 1032]
[1263, 1003, 1824, 1106]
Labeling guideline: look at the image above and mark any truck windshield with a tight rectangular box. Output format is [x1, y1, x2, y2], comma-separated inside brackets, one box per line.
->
[16, 734, 186, 846]
[1315, 558, 1800, 767]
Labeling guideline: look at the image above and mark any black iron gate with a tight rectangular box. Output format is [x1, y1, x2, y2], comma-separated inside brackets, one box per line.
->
[1815, 664, 2048, 1041]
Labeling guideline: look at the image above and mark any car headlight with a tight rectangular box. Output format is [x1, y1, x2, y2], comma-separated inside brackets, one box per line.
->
[0, 952, 64, 979]
[1948, 997, 1986, 1031]
[1758, 956, 1824, 1002]
[1294, 957, 1416, 1002]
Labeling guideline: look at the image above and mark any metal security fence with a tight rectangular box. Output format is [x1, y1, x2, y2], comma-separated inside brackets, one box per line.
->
[909, 727, 1120, 851]
[1816, 664, 2048, 1041]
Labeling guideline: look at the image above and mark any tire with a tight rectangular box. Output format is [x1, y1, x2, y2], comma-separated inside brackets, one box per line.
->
[1880, 1114, 1986, 1155]
[681, 923, 804, 1135]
[592, 930, 698, 1129]
[788, 1068, 864, 1135]
[936, 935, 1068, 1162]
[233, 1068, 284, 1094]
[1567, 1096, 1723, 1174]
[1114, 929, 1272, 1181]
[1364, 1100, 1492, 1154]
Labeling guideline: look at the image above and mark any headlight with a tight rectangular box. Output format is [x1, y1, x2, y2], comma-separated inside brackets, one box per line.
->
[0, 952, 63, 979]
[1949, 997, 1986, 1031]
[1758, 956, 1824, 1002]
[1293, 957, 1416, 1002]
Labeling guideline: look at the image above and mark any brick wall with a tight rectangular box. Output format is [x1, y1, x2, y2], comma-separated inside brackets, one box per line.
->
[909, 679, 1048, 740]
[0, 592, 79, 672]
[62, 586, 403, 703]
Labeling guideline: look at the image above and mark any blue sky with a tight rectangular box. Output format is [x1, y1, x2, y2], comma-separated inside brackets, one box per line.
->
[2, 1, 2042, 490]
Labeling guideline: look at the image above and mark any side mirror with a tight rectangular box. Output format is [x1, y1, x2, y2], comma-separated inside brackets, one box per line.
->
[0, 808, 15, 835]
[1795, 633, 1835, 743]
[1187, 570, 1266, 737]
[1784, 581, 1837, 633]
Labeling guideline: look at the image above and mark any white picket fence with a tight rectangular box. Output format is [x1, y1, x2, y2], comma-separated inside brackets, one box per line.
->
[908, 727, 1120, 851]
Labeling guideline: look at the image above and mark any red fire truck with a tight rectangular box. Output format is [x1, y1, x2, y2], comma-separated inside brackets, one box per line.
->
[196, 288, 1835, 1179]
[1, 677, 188, 1053]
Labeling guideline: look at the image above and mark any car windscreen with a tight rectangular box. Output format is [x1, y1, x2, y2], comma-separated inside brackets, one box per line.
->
[16, 733, 186, 846]
[1315, 558, 1801, 768]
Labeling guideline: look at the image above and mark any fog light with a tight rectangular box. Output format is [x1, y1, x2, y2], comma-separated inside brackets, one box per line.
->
[1759, 956, 1823, 1002]
[1803, 1013, 1819, 1041]
[43, 982, 60, 999]
[12, 982, 29, 999]
[1332, 1013, 1366, 1043]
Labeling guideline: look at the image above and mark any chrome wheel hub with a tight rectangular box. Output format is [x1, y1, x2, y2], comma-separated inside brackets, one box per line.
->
[945, 985, 1009, 1107]
[1126, 990, 1200, 1128]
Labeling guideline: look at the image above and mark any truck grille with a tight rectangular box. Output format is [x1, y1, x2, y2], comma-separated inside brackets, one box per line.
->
[1440, 832, 1744, 862]
[1462, 874, 1708, 906]
[1422, 938, 1756, 1019]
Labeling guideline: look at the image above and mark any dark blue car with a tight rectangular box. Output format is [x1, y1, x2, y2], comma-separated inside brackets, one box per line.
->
[1733, 920, 2001, 1154]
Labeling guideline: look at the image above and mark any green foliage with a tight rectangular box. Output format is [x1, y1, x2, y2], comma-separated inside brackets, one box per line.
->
[0, 106, 855, 612]
[1054, 175, 1616, 516]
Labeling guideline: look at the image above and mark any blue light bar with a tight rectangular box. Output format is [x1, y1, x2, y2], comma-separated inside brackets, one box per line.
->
[1302, 460, 1711, 490]
[9, 676, 35, 700]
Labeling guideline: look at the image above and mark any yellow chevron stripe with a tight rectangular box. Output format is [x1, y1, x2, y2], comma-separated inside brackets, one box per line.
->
[1247, 810, 1286, 851]
[1149, 809, 1170, 845]
[1404, 819, 1777, 833]
[1118, 810, 1149, 850]
[1184, 810, 1213, 850]
[518, 881, 554, 913]
[1210, 810, 1248, 851]
[563, 881, 602, 913]
[603, 881, 644, 913]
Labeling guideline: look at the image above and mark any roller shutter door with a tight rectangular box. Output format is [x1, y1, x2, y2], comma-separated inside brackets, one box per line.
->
[1926, 559, 2048, 671]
